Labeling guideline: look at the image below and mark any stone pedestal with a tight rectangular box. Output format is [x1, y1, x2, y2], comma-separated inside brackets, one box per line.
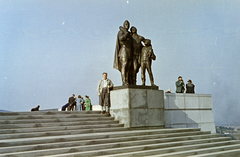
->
[110, 86, 165, 128]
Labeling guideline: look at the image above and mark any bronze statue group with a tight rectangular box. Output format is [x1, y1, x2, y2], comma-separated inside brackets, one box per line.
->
[114, 20, 156, 86]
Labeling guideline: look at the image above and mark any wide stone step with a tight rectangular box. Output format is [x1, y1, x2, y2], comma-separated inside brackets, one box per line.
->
[0, 120, 119, 130]
[36, 139, 240, 157]
[188, 148, 240, 157]
[0, 111, 101, 116]
[0, 136, 231, 157]
[0, 126, 128, 140]
[0, 117, 115, 125]
[148, 143, 240, 157]
[95, 140, 240, 157]
[0, 123, 123, 134]
[0, 113, 107, 120]
[0, 131, 218, 154]
[0, 128, 201, 147]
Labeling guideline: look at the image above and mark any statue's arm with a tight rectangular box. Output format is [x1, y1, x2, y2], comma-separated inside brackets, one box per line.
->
[151, 49, 156, 60]
[148, 48, 156, 60]
[118, 27, 129, 41]
[139, 35, 145, 41]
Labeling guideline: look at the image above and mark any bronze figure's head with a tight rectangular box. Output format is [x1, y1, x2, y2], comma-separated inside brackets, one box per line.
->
[130, 26, 137, 33]
[123, 20, 130, 29]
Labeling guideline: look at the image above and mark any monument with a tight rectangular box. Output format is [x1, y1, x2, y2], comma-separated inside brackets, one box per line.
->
[111, 20, 165, 128]
[110, 20, 215, 133]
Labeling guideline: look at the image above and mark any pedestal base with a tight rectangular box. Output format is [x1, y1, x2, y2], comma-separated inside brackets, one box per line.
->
[110, 86, 165, 128]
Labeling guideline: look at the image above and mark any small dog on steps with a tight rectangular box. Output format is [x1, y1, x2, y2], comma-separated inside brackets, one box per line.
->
[31, 105, 40, 111]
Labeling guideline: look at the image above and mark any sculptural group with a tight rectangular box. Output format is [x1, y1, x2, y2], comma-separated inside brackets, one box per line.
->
[113, 20, 156, 86]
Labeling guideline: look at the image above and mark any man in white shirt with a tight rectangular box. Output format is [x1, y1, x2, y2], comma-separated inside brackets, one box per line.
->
[97, 72, 114, 115]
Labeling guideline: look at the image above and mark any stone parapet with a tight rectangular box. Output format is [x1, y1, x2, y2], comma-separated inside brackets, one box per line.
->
[164, 93, 216, 133]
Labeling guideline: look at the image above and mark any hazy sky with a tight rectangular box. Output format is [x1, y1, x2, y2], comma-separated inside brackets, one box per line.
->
[0, 0, 240, 126]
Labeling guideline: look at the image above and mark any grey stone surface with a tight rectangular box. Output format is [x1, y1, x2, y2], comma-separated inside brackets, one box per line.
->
[148, 90, 164, 109]
[129, 89, 147, 109]
[0, 110, 238, 157]
[113, 85, 159, 90]
[110, 88, 165, 128]
[111, 108, 130, 127]
[148, 109, 165, 126]
[164, 93, 216, 133]
[130, 108, 148, 127]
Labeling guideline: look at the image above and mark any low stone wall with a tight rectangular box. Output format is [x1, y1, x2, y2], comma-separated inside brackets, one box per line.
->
[110, 87, 165, 128]
[164, 93, 216, 133]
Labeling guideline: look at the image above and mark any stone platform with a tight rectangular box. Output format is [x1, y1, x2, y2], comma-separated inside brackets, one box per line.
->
[165, 93, 216, 133]
[110, 86, 165, 128]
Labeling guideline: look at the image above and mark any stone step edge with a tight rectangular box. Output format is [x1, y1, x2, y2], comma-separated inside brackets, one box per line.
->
[0, 111, 101, 116]
[0, 117, 115, 124]
[1, 137, 234, 157]
[97, 141, 240, 157]
[0, 114, 108, 119]
[0, 123, 124, 134]
[0, 132, 220, 153]
[188, 148, 240, 157]
[0, 121, 121, 132]
[0, 131, 209, 149]
[0, 128, 202, 143]
[148, 143, 240, 157]
[0, 126, 128, 140]
[39, 139, 240, 157]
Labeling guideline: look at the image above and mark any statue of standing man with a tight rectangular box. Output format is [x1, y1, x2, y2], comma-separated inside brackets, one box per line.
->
[130, 26, 145, 85]
[113, 20, 133, 86]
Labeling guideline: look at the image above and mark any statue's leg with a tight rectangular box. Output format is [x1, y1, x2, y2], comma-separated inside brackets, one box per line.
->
[146, 63, 155, 86]
[141, 62, 146, 86]
[125, 59, 132, 85]
[132, 57, 138, 85]
[120, 57, 128, 85]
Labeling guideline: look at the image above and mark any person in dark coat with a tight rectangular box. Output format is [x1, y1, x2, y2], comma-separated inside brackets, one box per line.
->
[61, 103, 69, 111]
[68, 94, 76, 111]
[186, 79, 195, 93]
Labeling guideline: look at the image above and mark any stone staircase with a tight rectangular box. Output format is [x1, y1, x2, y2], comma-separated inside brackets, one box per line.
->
[0, 111, 240, 157]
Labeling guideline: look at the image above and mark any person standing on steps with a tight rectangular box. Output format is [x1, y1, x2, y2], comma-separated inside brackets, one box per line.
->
[97, 72, 114, 115]
[85, 95, 91, 111]
[68, 94, 75, 111]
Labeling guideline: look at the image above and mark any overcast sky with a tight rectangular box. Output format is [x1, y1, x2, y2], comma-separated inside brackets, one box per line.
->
[0, 0, 240, 126]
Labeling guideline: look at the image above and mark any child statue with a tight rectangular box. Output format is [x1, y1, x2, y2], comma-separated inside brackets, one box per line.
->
[140, 39, 156, 86]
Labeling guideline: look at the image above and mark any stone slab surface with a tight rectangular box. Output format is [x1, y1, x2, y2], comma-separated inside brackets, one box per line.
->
[164, 93, 216, 133]
[110, 88, 165, 128]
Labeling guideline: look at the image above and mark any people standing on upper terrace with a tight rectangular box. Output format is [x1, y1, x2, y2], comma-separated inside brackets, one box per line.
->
[68, 94, 76, 111]
[85, 95, 91, 111]
[97, 72, 114, 115]
[186, 79, 195, 94]
[76, 95, 83, 111]
[175, 76, 185, 93]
